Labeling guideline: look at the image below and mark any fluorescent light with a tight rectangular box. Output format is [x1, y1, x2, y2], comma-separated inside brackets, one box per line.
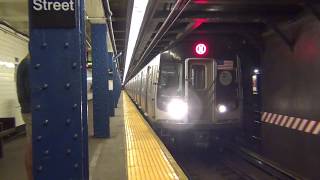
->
[123, 0, 149, 83]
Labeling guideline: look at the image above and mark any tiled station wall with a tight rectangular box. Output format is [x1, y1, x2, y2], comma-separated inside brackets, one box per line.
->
[261, 15, 320, 179]
[0, 25, 94, 127]
[0, 25, 28, 126]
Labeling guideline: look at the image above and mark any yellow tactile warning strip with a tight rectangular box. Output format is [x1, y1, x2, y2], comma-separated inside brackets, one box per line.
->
[123, 92, 188, 180]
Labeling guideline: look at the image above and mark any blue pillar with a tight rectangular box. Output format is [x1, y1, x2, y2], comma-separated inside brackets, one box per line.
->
[113, 64, 118, 108]
[79, 0, 89, 177]
[107, 53, 115, 116]
[113, 65, 117, 108]
[118, 71, 121, 98]
[92, 24, 109, 138]
[113, 62, 120, 106]
[29, 0, 88, 179]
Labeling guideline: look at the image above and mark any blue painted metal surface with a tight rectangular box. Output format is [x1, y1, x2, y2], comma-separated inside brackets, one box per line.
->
[79, 0, 89, 177]
[113, 58, 120, 107]
[92, 24, 110, 138]
[29, 0, 88, 179]
[107, 53, 115, 116]
[112, 61, 117, 108]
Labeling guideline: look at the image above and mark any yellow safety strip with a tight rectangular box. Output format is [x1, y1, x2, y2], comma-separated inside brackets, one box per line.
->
[123, 92, 188, 180]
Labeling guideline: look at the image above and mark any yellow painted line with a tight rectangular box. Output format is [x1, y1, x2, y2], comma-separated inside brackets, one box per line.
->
[123, 92, 188, 180]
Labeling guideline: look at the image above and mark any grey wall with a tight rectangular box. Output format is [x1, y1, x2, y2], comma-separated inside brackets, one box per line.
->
[261, 15, 320, 179]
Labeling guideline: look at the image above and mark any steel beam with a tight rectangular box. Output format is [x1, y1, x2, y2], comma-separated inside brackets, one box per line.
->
[92, 24, 110, 138]
[305, 1, 320, 21]
[29, 0, 88, 179]
[80, 0, 89, 177]
[107, 52, 115, 117]
[127, 0, 192, 82]
[112, 56, 118, 108]
[265, 21, 295, 51]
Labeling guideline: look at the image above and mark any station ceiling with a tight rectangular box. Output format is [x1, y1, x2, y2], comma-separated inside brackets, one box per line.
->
[108, 0, 132, 75]
[0, 0, 318, 83]
[0, 0, 28, 35]
[122, 0, 319, 82]
[0, 0, 131, 74]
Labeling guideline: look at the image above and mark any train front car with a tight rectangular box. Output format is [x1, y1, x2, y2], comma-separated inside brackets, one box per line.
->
[154, 38, 243, 145]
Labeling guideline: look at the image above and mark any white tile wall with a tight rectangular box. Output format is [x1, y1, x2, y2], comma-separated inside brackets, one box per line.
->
[0, 25, 28, 126]
[0, 25, 92, 127]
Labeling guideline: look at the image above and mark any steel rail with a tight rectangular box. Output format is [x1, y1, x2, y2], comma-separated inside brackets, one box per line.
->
[225, 141, 303, 180]
[238, 147, 302, 180]
[102, 0, 118, 54]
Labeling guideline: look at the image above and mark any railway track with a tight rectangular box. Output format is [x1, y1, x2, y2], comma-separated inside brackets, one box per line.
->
[162, 137, 299, 180]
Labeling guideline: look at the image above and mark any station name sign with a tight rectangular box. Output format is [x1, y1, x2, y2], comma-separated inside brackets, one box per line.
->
[30, 0, 76, 28]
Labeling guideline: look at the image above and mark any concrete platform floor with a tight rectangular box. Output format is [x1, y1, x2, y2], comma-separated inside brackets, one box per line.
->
[0, 98, 126, 180]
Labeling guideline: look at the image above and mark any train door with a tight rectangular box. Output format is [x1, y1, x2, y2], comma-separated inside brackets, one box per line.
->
[185, 58, 216, 122]
[136, 75, 140, 103]
[149, 66, 157, 119]
[145, 66, 151, 112]
[138, 72, 143, 106]
[134, 76, 138, 102]
[141, 71, 146, 110]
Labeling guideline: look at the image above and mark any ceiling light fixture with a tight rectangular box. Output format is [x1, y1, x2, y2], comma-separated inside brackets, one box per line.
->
[123, 0, 149, 83]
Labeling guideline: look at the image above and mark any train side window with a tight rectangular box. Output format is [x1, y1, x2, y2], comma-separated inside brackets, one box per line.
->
[191, 64, 206, 89]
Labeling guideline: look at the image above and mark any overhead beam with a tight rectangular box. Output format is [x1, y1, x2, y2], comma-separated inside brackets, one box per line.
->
[126, 0, 162, 79]
[127, 0, 192, 81]
[165, 22, 196, 49]
[154, 9, 302, 20]
[189, 0, 303, 5]
[305, 1, 320, 21]
[158, 0, 302, 4]
[265, 21, 295, 50]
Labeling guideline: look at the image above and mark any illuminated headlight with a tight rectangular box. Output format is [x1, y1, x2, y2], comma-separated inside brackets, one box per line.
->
[217, 104, 227, 113]
[166, 99, 188, 120]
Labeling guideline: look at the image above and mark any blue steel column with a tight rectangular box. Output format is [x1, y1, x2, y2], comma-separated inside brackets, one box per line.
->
[107, 52, 115, 116]
[113, 60, 120, 106]
[79, 0, 89, 177]
[115, 69, 121, 103]
[29, 0, 88, 179]
[108, 53, 115, 115]
[92, 24, 110, 138]
[112, 60, 118, 108]
[117, 70, 121, 100]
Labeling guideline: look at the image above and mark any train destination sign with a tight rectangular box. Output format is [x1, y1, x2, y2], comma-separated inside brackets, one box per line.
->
[30, 0, 76, 28]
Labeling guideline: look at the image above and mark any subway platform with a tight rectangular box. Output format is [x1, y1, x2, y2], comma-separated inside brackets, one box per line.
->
[0, 92, 187, 180]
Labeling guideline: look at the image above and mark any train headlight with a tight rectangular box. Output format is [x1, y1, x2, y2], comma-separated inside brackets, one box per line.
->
[217, 104, 227, 113]
[166, 98, 188, 120]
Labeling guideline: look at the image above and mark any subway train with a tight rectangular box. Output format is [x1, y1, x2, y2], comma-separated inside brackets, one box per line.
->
[125, 36, 248, 143]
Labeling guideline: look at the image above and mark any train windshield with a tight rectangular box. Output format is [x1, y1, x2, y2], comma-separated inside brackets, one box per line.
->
[158, 62, 184, 97]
